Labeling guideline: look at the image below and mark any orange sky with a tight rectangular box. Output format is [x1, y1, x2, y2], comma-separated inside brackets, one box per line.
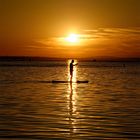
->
[0, 0, 140, 58]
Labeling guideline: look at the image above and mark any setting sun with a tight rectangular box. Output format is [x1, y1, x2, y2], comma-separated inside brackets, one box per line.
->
[65, 33, 79, 43]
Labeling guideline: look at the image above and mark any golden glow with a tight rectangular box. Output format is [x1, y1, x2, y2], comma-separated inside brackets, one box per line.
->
[67, 79, 78, 133]
[65, 34, 79, 43]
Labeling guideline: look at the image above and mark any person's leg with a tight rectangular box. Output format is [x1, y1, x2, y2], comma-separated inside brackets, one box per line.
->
[70, 72, 73, 82]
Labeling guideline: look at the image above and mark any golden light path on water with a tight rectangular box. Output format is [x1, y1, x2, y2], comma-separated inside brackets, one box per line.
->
[67, 60, 78, 134]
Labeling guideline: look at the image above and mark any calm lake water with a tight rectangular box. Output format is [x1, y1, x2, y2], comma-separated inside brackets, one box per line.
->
[0, 61, 140, 140]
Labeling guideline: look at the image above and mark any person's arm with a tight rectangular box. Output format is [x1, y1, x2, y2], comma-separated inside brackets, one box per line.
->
[73, 63, 78, 66]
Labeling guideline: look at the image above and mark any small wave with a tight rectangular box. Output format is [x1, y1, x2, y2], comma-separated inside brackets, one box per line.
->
[0, 64, 66, 67]
[0, 80, 52, 84]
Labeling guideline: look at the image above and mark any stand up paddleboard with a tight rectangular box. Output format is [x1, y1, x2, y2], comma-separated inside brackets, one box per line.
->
[52, 80, 89, 83]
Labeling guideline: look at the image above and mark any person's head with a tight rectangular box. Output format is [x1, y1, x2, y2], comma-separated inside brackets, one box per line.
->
[71, 60, 74, 63]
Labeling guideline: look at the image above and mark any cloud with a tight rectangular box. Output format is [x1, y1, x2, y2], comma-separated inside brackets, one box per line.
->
[34, 27, 140, 57]
[83, 27, 140, 39]
[82, 27, 140, 45]
[74, 27, 140, 57]
[1, 27, 139, 58]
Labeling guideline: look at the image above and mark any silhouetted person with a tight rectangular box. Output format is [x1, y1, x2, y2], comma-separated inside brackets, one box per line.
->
[69, 60, 77, 82]
[123, 63, 126, 67]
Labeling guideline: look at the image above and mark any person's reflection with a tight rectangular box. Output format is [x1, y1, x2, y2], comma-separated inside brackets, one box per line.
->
[68, 82, 74, 136]
[69, 82, 73, 119]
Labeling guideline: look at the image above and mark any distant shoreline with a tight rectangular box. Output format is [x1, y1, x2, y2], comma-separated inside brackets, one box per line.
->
[0, 56, 140, 62]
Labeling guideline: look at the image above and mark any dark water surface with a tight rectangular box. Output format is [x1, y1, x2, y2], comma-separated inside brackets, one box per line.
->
[0, 61, 140, 139]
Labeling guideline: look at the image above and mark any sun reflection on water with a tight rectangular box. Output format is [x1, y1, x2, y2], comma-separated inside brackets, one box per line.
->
[67, 82, 78, 134]
[67, 60, 78, 135]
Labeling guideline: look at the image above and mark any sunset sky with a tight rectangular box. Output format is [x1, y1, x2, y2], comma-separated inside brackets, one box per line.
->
[0, 0, 140, 58]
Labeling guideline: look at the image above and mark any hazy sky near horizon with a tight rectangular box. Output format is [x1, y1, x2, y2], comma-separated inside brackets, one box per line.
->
[0, 0, 140, 58]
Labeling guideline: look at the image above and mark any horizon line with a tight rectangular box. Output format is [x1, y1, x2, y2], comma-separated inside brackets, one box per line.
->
[0, 56, 140, 62]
